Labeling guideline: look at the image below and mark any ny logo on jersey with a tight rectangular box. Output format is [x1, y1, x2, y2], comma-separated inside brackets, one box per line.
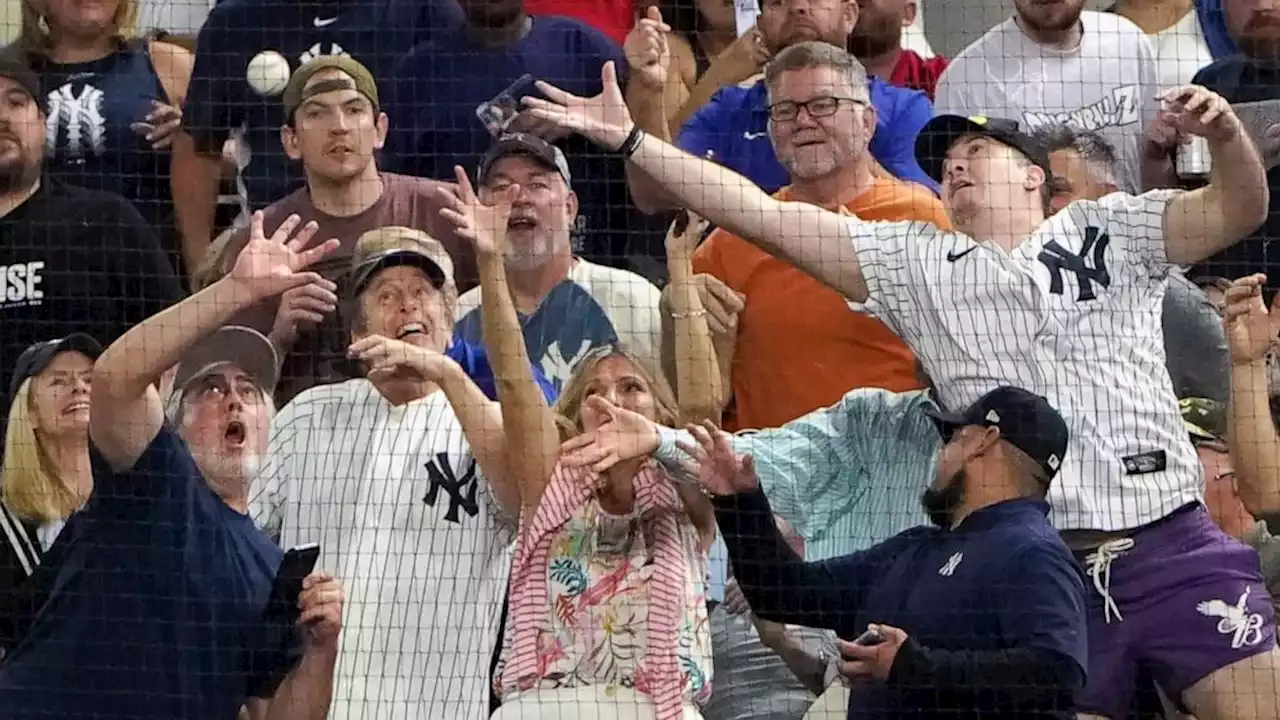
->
[45, 82, 106, 159]
[1038, 226, 1112, 301]
[423, 453, 478, 524]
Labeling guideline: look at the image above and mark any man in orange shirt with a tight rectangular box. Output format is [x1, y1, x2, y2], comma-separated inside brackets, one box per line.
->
[666, 42, 950, 433]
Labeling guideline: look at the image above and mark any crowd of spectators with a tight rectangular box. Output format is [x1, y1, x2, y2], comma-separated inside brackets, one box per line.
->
[0, 0, 1276, 718]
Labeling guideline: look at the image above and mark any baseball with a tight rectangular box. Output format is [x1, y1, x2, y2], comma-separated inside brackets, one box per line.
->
[246, 51, 291, 97]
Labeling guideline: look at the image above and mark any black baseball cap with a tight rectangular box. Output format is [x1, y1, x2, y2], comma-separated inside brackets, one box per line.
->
[915, 115, 1051, 184]
[0, 51, 45, 115]
[9, 334, 102, 401]
[477, 133, 572, 186]
[926, 387, 1070, 481]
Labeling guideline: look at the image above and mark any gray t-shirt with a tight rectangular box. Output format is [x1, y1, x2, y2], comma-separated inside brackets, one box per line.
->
[1162, 272, 1229, 404]
[701, 608, 835, 720]
[1243, 521, 1280, 610]
[935, 11, 1159, 193]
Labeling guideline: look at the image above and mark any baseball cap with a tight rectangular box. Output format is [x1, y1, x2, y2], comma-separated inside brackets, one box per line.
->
[915, 115, 1051, 185]
[348, 226, 456, 298]
[172, 326, 280, 398]
[925, 387, 1070, 481]
[0, 51, 45, 115]
[9, 334, 102, 401]
[282, 55, 378, 120]
[477, 133, 572, 186]
[1180, 397, 1227, 445]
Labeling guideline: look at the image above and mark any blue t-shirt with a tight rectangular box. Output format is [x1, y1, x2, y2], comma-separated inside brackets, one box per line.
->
[447, 335, 559, 403]
[0, 427, 299, 720]
[677, 76, 938, 195]
[383, 16, 659, 266]
[183, 0, 450, 209]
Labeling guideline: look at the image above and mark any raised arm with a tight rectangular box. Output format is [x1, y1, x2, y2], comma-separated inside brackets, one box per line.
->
[665, 212, 725, 424]
[439, 168, 560, 512]
[522, 62, 870, 303]
[91, 213, 337, 471]
[1161, 86, 1270, 265]
[1223, 275, 1280, 516]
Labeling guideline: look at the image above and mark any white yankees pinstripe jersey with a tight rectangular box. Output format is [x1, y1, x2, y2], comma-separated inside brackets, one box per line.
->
[249, 379, 515, 720]
[849, 189, 1201, 532]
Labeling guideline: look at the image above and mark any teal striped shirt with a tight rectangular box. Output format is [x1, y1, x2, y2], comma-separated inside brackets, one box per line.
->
[655, 388, 944, 567]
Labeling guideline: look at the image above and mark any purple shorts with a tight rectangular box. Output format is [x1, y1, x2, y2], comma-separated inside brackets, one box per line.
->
[1074, 505, 1276, 718]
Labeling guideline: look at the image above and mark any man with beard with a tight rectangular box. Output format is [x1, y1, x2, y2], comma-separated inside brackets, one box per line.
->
[847, 0, 949, 100]
[0, 52, 183, 421]
[624, 0, 936, 214]
[1186, 0, 1280, 288]
[382, 0, 651, 269]
[687, 386, 1088, 718]
[0, 211, 347, 719]
[934, 0, 1159, 193]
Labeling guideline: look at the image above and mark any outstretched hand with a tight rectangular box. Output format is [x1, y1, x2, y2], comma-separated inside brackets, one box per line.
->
[438, 165, 519, 258]
[228, 211, 340, 303]
[676, 420, 757, 497]
[520, 62, 636, 151]
[559, 396, 661, 473]
[1223, 273, 1275, 364]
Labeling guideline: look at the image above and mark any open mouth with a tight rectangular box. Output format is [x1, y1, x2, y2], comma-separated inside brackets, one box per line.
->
[396, 322, 427, 340]
[224, 421, 246, 447]
[62, 401, 90, 415]
[507, 216, 538, 231]
[951, 180, 974, 193]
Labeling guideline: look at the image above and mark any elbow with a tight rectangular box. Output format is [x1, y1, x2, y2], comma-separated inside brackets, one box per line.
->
[626, 170, 671, 216]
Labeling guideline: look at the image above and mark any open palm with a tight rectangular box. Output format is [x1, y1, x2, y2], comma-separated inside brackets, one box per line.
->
[438, 165, 516, 257]
[521, 62, 636, 151]
[676, 421, 758, 497]
[230, 211, 340, 302]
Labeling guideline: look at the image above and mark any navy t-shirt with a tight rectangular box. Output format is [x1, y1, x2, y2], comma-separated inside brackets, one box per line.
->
[382, 16, 659, 267]
[1190, 56, 1280, 288]
[0, 427, 299, 720]
[184, 0, 452, 209]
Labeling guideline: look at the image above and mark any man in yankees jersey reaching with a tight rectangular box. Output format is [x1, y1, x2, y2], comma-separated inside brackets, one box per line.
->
[512, 59, 1278, 719]
[249, 226, 519, 720]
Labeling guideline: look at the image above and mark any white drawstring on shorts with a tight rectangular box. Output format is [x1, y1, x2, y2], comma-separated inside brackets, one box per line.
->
[1084, 538, 1134, 624]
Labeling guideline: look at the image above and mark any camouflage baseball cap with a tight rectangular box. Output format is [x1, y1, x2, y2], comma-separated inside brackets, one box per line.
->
[1180, 397, 1227, 444]
[348, 226, 456, 298]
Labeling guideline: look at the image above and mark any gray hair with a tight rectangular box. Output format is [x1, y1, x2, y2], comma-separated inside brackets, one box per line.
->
[764, 41, 870, 102]
[1032, 124, 1120, 189]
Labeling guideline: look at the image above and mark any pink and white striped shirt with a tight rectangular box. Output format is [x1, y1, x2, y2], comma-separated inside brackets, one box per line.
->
[497, 462, 713, 718]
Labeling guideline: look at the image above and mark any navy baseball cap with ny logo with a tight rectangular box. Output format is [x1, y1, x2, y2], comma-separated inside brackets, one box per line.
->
[925, 386, 1070, 482]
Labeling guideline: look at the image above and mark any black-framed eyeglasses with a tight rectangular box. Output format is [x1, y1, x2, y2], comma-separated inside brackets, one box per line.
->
[767, 96, 867, 122]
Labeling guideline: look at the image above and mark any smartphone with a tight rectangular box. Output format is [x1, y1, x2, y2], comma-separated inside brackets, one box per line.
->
[854, 628, 885, 647]
[263, 542, 320, 623]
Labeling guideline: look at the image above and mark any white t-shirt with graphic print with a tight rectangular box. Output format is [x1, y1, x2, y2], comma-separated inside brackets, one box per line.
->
[935, 11, 1160, 193]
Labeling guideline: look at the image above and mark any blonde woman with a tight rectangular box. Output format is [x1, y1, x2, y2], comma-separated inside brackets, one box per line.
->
[0, 334, 99, 652]
[16, 0, 192, 273]
[440, 169, 722, 719]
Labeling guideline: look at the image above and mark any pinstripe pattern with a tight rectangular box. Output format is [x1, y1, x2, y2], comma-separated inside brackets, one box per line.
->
[851, 190, 1201, 531]
[502, 462, 690, 719]
[248, 379, 514, 720]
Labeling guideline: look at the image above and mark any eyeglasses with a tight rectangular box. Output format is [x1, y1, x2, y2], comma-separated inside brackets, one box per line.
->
[767, 96, 867, 123]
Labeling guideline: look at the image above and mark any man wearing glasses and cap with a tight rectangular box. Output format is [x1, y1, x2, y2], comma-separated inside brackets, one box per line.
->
[0, 212, 345, 719]
[251, 224, 523, 720]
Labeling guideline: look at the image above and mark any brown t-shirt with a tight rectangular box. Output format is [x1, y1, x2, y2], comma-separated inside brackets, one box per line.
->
[213, 172, 475, 406]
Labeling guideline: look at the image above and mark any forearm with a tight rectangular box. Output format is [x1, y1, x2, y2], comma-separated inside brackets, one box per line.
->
[1229, 360, 1280, 514]
[890, 640, 1082, 706]
[763, 631, 831, 695]
[263, 646, 337, 720]
[667, 250, 723, 423]
[1207, 129, 1269, 236]
[670, 62, 741, 132]
[437, 361, 517, 514]
[95, 278, 253, 401]
[171, 134, 224, 277]
[625, 82, 678, 214]
[713, 488, 854, 632]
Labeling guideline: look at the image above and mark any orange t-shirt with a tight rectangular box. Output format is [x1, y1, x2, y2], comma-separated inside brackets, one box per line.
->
[692, 177, 952, 432]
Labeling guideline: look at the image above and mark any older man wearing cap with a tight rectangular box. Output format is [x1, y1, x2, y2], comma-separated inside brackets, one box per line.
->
[522, 65, 1280, 718]
[0, 211, 346, 719]
[205, 55, 470, 407]
[690, 386, 1087, 718]
[250, 224, 523, 720]
[453, 132, 662, 390]
[0, 49, 182, 422]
